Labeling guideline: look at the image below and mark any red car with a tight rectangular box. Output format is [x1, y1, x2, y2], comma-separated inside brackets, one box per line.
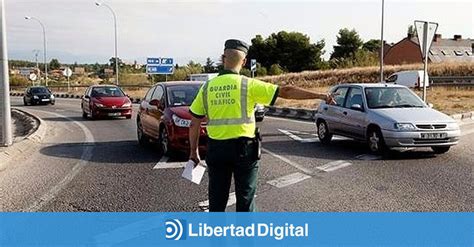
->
[136, 81, 207, 155]
[81, 85, 132, 120]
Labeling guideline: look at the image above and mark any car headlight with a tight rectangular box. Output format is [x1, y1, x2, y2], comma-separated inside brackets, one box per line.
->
[172, 114, 191, 128]
[446, 122, 459, 130]
[122, 102, 131, 108]
[394, 123, 416, 131]
[33, 95, 39, 99]
[94, 103, 104, 108]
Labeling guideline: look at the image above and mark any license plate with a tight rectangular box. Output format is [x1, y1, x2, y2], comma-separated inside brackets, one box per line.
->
[108, 113, 121, 116]
[420, 132, 447, 139]
[41, 99, 50, 102]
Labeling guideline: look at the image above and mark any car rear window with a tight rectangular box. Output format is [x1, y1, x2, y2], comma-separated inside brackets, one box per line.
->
[91, 87, 125, 97]
[167, 85, 201, 107]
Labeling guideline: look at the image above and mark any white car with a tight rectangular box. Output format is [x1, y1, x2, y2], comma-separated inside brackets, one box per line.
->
[315, 83, 460, 154]
[386, 70, 429, 89]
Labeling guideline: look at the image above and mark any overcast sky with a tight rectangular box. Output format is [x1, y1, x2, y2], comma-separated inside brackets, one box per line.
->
[4, 0, 473, 65]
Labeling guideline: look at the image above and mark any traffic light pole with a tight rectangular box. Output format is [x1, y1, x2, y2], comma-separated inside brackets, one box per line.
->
[0, 0, 12, 146]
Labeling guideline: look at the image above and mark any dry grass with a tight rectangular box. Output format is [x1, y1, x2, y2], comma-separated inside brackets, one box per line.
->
[259, 62, 474, 88]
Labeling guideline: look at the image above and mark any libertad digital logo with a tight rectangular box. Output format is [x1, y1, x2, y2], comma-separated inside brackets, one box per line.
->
[165, 219, 186, 240]
[164, 219, 309, 241]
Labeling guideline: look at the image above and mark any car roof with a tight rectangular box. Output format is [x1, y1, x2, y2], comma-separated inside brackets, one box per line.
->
[90, 84, 120, 88]
[335, 83, 407, 88]
[154, 81, 204, 87]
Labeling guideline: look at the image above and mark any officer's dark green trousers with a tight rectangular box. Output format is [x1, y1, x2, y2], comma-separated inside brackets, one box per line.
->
[205, 137, 259, 212]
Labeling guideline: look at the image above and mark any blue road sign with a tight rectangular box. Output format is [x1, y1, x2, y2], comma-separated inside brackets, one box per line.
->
[147, 57, 174, 75]
[147, 65, 174, 75]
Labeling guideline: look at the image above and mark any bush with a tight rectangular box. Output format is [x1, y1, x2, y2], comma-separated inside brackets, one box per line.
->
[10, 75, 29, 87]
[269, 64, 285, 75]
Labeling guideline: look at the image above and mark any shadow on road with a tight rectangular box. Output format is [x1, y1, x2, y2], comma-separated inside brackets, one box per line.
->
[39, 140, 167, 164]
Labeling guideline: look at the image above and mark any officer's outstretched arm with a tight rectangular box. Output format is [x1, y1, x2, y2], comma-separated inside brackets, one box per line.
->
[278, 85, 330, 101]
[188, 116, 201, 163]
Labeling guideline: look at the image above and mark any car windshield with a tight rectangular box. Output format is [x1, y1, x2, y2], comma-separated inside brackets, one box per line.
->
[167, 85, 201, 107]
[31, 87, 49, 94]
[365, 87, 426, 109]
[91, 87, 125, 97]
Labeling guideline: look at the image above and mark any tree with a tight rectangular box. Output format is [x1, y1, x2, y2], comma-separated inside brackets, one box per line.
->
[362, 39, 381, 52]
[49, 58, 61, 70]
[203, 57, 217, 73]
[109, 57, 124, 73]
[247, 31, 326, 72]
[331, 28, 363, 60]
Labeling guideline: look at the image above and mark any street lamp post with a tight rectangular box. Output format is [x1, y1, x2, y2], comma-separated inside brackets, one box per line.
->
[95, 1, 119, 85]
[1, 0, 12, 146]
[24, 16, 47, 86]
[379, 0, 385, 82]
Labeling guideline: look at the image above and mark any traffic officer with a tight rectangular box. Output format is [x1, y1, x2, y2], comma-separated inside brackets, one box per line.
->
[188, 39, 332, 212]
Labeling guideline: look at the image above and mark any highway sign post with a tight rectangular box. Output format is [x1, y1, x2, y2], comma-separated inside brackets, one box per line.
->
[29, 73, 37, 85]
[415, 20, 438, 102]
[0, 0, 12, 146]
[146, 57, 174, 78]
[250, 59, 257, 78]
[63, 67, 72, 92]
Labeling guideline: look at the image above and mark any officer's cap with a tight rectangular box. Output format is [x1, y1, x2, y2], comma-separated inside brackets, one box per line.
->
[224, 39, 249, 54]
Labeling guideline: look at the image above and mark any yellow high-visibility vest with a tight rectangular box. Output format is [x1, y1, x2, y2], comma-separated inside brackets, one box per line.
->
[190, 73, 278, 140]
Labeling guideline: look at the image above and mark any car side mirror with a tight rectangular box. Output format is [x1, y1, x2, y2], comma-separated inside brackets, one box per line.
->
[84, 95, 90, 99]
[427, 103, 433, 108]
[351, 104, 364, 111]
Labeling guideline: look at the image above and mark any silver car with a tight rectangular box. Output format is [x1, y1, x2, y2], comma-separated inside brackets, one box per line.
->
[315, 83, 461, 154]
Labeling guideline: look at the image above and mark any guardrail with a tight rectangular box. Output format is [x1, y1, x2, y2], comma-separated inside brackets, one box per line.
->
[431, 76, 474, 86]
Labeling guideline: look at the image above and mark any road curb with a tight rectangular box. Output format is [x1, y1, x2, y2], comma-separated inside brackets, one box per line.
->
[0, 108, 47, 171]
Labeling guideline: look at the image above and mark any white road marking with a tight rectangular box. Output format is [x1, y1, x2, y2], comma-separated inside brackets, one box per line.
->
[198, 192, 238, 212]
[267, 172, 312, 188]
[261, 148, 314, 175]
[278, 129, 319, 143]
[24, 111, 94, 212]
[266, 116, 315, 125]
[355, 154, 382, 160]
[153, 156, 206, 169]
[317, 160, 352, 172]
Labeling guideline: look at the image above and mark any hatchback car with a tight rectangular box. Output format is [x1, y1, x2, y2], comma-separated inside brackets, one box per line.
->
[315, 83, 460, 154]
[136, 81, 207, 155]
[81, 85, 132, 120]
[23, 86, 55, 105]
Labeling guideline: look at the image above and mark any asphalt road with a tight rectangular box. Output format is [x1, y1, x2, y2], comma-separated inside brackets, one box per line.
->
[0, 97, 473, 212]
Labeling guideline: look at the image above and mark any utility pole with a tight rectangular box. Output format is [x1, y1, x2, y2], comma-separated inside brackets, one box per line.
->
[33, 49, 39, 85]
[379, 0, 385, 82]
[0, 0, 12, 146]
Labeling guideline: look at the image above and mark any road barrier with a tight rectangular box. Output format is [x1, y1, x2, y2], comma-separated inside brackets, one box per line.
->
[431, 76, 474, 86]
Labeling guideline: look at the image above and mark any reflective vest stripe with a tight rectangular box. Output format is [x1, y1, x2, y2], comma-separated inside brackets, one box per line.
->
[203, 76, 254, 126]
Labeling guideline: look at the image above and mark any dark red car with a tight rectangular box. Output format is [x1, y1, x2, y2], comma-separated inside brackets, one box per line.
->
[81, 85, 132, 120]
[136, 81, 207, 155]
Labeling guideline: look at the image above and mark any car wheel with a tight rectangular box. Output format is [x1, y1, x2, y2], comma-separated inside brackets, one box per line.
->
[51, 101, 55, 105]
[367, 128, 387, 154]
[82, 110, 87, 119]
[431, 146, 450, 154]
[256, 116, 264, 122]
[126, 115, 132, 119]
[23, 98, 28, 106]
[159, 127, 171, 156]
[137, 119, 150, 146]
[317, 120, 332, 144]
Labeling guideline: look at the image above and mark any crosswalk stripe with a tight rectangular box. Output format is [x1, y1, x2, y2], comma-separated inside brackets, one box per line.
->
[317, 160, 352, 172]
[267, 172, 312, 188]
